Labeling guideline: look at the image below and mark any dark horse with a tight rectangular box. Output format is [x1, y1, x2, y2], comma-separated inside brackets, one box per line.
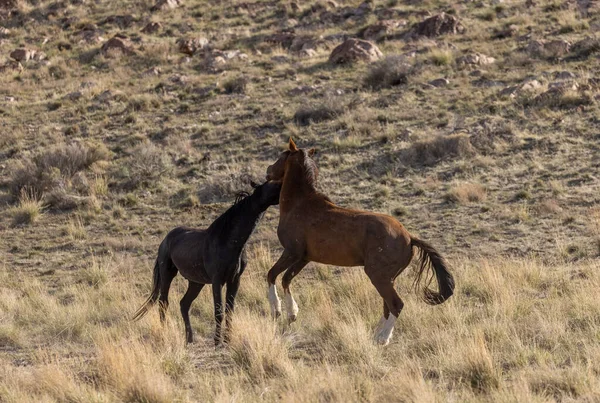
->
[265, 138, 454, 345]
[133, 181, 282, 345]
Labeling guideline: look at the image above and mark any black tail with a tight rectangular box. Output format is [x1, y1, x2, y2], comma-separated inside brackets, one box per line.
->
[132, 259, 161, 321]
[411, 237, 454, 305]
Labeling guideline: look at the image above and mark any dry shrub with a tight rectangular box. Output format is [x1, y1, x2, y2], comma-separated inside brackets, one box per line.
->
[293, 99, 344, 126]
[10, 142, 110, 199]
[121, 142, 172, 188]
[197, 168, 259, 203]
[8, 189, 44, 226]
[445, 183, 487, 204]
[407, 134, 475, 166]
[222, 75, 248, 94]
[364, 56, 410, 89]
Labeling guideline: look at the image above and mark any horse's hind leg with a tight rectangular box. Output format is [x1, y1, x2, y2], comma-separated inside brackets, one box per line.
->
[366, 268, 404, 346]
[180, 281, 204, 343]
[281, 260, 308, 322]
[374, 301, 390, 335]
[158, 260, 177, 323]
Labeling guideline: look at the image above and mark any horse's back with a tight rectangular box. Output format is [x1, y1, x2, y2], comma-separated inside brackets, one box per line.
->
[165, 226, 211, 283]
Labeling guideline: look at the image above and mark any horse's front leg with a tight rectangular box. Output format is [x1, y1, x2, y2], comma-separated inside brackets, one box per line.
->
[281, 259, 308, 322]
[267, 252, 295, 318]
[223, 277, 241, 344]
[212, 282, 224, 346]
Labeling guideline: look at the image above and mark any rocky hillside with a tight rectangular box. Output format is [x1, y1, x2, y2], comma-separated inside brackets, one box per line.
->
[2, 0, 600, 401]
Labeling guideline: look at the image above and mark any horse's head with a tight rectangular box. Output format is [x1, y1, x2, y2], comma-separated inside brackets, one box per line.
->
[266, 137, 316, 182]
[250, 180, 282, 207]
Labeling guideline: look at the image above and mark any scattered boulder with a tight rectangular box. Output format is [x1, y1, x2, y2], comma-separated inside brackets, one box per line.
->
[354, 1, 372, 16]
[10, 48, 36, 62]
[299, 48, 318, 58]
[548, 81, 579, 91]
[177, 37, 209, 55]
[264, 31, 296, 49]
[526, 39, 570, 58]
[288, 85, 320, 96]
[571, 37, 600, 58]
[457, 52, 496, 66]
[554, 71, 577, 80]
[99, 14, 137, 29]
[63, 91, 83, 101]
[76, 25, 105, 44]
[492, 24, 518, 39]
[143, 66, 162, 76]
[0, 27, 10, 37]
[499, 79, 542, 98]
[360, 20, 406, 42]
[151, 0, 182, 11]
[410, 13, 465, 37]
[141, 22, 162, 34]
[329, 38, 382, 64]
[101, 34, 135, 56]
[429, 78, 450, 87]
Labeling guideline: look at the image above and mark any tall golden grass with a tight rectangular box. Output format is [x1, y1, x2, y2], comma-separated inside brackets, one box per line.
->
[1, 247, 599, 402]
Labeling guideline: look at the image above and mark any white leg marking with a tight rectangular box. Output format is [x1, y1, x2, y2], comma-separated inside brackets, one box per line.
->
[375, 314, 397, 346]
[284, 291, 299, 322]
[268, 284, 281, 318]
[374, 316, 387, 335]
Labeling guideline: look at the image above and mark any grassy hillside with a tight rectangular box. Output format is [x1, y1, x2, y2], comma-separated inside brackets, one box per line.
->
[1, 0, 599, 401]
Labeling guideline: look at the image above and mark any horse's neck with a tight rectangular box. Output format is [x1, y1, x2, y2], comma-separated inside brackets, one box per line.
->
[280, 164, 316, 213]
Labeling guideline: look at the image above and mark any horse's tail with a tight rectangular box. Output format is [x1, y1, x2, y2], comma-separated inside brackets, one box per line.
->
[410, 237, 454, 305]
[132, 258, 161, 321]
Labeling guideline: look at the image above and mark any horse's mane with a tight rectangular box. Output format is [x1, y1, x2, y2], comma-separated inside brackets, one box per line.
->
[300, 149, 318, 187]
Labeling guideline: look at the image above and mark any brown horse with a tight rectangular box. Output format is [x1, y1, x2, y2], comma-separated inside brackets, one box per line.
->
[265, 138, 454, 345]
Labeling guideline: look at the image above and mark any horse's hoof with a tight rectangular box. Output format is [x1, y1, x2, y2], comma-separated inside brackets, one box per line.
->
[375, 329, 394, 346]
[288, 314, 297, 323]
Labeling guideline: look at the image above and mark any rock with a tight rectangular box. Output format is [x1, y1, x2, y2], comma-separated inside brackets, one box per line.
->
[0, 27, 10, 37]
[457, 52, 496, 66]
[548, 81, 579, 91]
[499, 79, 542, 98]
[527, 39, 571, 58]
[493, 24, 518, 39]
[77, 25, 105, 44]
[545, 39, 571, 57]
[411, 13, 465, 37]
[361, 20, 406, 42]
[143, 66, 162, 76]
[290, 35, 320, 52]
[271, 55, 290, 64]
[554, 71, 577, 80]
[354, 1, 372, 16]
[290, 1, 300, 12]
[101, 34, 135, 56]
[299, 48, 318, 58]
[429, 78, 450, 87]
[94, 90, 114, 103]
[63, 91, 83, 101]
[328, 38, 382, 64]
[288, 85, 320, 96]
[141, 22, 162, 34]
[264, 31, 296, 49]
[177, 37, 209, 55]
[5, 96, 15, 102]
[151, 0, 182, 11]
[99, 14, 137, 28]
[281, 18, 298, 29]
[10, 48, 36, 62]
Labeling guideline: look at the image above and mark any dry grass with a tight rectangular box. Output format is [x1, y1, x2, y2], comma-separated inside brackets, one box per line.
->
[1, 251, 599, 401]
[7, 189, 45, 226]
[445, 182, 487, 204]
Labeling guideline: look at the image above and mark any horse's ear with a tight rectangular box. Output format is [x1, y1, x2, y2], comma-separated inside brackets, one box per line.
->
[250, 180, 258, 189]
[288, 137, 298, 152]
[308, 148, 317, 157]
